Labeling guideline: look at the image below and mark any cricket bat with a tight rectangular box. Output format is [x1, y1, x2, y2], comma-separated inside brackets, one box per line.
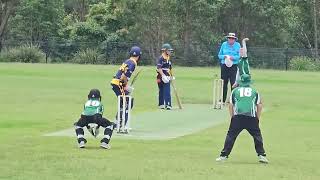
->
[130, 69, 143, 87]
[170, 79, 183, 109]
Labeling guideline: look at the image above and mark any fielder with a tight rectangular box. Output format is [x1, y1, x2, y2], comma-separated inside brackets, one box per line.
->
[156, 43, 174, 110]
[216, 74, 269, 163]
[74, 89, 114, 149]
[233, 43, 251, 88]
[110, 46, 141, 129]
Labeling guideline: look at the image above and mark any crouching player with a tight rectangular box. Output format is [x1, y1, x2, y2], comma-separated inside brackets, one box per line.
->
[74, 89, 114, 149]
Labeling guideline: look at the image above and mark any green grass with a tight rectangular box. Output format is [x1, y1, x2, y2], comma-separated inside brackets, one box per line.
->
[0, 63, 319, 180]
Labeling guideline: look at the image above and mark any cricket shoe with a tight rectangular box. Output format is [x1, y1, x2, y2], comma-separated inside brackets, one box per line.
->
[78, 141, 86, 148]
[159, 105, 165, 109]
[100, 142, 111, 149]
[258, 155, 269, 164]
[166, 106, 172, 110]
[216, 156, 228, 162]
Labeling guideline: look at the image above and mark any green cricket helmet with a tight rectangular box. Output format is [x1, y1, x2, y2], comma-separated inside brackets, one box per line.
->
[237, 74, 253, 87]
[161, 43, 174, 52]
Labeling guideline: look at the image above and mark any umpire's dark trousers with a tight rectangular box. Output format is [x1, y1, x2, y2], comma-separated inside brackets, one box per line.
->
[220, 115, 266, 157]
[220, 64, 237, 102]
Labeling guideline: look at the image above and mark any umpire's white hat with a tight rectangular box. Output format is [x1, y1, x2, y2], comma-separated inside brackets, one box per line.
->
[226, 33, 237, 40]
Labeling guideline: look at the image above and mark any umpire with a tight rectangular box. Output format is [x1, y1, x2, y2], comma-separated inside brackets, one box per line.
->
[218, 33, 241, 103]
[216, 74, 269, 163]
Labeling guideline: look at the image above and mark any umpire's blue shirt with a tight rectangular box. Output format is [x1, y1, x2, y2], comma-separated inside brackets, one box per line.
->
[218, 41, 241, 64]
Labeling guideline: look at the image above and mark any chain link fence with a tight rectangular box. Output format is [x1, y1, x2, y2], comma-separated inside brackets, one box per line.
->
[1, 39, 319, 70]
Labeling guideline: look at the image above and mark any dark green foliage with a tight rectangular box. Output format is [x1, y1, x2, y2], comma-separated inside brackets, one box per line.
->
[71, 48, 102, 64]
[0, 0, 318, 68]
[289, 56, 318, 71]
[0, 45, 45, 63]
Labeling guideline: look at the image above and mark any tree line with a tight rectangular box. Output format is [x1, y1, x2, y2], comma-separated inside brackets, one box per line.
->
[0, 0, 319, 65]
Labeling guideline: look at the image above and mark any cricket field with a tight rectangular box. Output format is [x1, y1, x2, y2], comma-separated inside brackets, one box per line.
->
[0, 63, 319, 180]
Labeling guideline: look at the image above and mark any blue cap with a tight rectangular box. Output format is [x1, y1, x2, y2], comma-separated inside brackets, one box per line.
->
[129, 46, 142, 57]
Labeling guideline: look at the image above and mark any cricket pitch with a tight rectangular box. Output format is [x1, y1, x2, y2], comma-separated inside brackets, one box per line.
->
[44, 104, 227, 140]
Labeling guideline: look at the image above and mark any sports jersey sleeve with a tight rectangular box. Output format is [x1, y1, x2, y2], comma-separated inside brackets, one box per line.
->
[239, 57, 250, 75]
[157, 57, 163, 69]
[235, 69, 240, 82]
[124, 61, 136, 79]
[218, 42, 226, 61]
[255, 92, 261, 104]
[232, 42, 241, 62]
[100, 104, 104, 115]
[230, 89, 235, 105]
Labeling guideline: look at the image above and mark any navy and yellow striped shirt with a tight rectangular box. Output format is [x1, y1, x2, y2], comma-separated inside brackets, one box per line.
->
[157, 55, 172, 76]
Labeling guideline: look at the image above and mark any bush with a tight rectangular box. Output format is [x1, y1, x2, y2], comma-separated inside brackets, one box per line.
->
[315, 61, 320, 71]
[0, 53, 10, 62]
[49, 57, 64, 63]
[289, 56, 317, 71]
[0, 45, 46, 63]
[72, 48, 104, 64]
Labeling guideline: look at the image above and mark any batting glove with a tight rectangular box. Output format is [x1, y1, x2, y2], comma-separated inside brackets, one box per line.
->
[161, 75, 170, 83]
[126, 86, 134, 93]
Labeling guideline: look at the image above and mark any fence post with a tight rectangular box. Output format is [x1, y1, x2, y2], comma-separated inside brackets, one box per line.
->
[285, 48, 289, 71]
[43, 38, 49, 63]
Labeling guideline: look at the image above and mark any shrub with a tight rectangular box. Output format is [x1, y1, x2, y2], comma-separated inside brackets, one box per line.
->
[289, 56, 317, 71]
[0, 53, 10, 62]
[49, 57, 64, 63]
[72, 48, 103, 64]
[0, 45, 46, 63]
[315, 60, 320, 71]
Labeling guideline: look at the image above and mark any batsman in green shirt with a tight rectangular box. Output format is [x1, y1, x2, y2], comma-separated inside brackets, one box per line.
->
[74, 89, 114, 149]
[216, 74, 269, 163]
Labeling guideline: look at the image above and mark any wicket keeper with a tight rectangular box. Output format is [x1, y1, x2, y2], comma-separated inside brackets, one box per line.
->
[74, 89, 114, 149]
[216, 74, 269, 163]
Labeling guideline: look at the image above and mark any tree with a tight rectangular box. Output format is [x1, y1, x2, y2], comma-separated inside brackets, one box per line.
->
[9, 0, 64, 43]
[173, 0, 226, 65]
[123, 0, 176, 62]
[313, 0, 319, 59]
[64, 0, 105, 22]
[0, 0, 19, 50]
[57, 0, 130, 62]
[64, 0, 126, 43]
